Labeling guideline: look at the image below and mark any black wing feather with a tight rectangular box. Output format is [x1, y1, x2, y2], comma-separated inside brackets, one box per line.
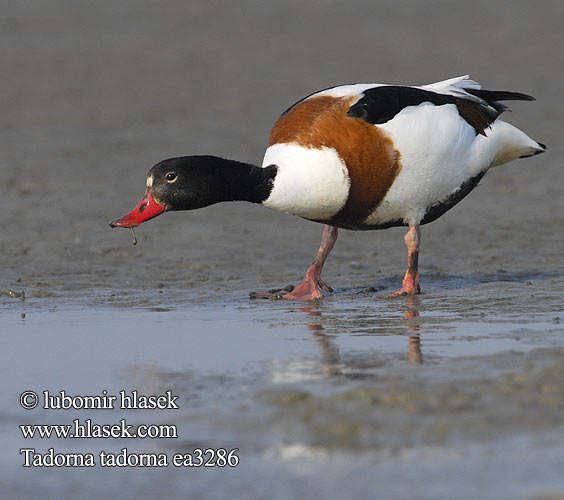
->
[346, 86, 455, 124]
[347, 85, 536, 136]
[464, 88, 535, 113]
[464, 88, 535, 102]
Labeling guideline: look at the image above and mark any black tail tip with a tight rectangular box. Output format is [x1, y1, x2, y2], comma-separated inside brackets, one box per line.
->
[520, 141, 547, 159]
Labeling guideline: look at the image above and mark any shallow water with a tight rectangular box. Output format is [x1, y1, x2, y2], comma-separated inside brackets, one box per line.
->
[2, 282, 564, 499]
[2, 0, 564, 498]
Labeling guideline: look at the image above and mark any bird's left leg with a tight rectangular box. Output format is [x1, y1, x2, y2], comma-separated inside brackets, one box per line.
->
[282, 225, 338, 300]
[389, 224, 421, 296]
[250, 225, 338, 300]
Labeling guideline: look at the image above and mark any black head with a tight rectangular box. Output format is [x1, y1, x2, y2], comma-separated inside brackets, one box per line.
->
[109, 155, 276, 228]
[148, 156, 235, 211]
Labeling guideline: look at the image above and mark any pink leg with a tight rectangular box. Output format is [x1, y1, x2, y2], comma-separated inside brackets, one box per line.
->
[282, 225, 338, 300]
[389, 225, 421, 297]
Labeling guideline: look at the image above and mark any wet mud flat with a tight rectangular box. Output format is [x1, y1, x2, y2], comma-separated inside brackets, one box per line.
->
[2, 0, 564, 498]
[2, 281, 564, 500]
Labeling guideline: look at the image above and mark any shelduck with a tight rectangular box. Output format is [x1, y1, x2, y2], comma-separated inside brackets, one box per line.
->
[110, 76, 545, 300]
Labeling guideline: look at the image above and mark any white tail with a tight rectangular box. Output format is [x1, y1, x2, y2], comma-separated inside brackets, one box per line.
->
[486, 120, 546, 167]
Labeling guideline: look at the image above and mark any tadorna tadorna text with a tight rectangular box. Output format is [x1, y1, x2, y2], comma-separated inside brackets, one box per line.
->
[110, 76, 546, 299]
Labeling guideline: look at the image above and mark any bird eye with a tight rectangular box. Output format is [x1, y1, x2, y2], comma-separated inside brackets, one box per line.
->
[165, 172, 177, 182]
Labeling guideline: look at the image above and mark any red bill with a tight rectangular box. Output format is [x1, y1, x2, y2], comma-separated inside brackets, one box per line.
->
[109, 191, 166, 228]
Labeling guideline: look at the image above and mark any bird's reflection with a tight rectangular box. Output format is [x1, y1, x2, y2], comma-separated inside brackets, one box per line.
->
[404, 297, 423, 365]
[408, 333, 422, 365]
[298, 295, 424, 380]
[300, 306, 341, 376]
